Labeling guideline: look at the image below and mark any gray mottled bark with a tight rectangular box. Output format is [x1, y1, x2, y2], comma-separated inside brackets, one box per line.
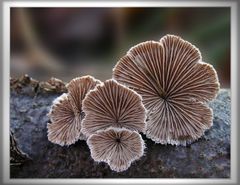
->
[10, 75, 230, 178]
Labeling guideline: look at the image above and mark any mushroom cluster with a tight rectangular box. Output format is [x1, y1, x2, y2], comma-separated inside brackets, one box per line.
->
[82, 79, 146, 172]
[47, 34, 220, 172]
[113, 34, 220, 145]
[47, 78, 146, 172]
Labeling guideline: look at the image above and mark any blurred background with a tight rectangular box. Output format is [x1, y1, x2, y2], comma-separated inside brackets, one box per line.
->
[10, 7, 230, 87]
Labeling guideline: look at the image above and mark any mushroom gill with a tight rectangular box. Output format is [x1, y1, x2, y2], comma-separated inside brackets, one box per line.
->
[113, 34, 220, 145]
[87, 127, 145, 172]
[67, 76, 101, 117]
[81, 79, 146, 138]
[47, 75, 101, 146]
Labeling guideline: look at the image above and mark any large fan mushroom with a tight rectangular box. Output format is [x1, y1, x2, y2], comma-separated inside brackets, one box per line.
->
[87, 127, 145, 172]
[81, 79, 146, 138]
[47, 75, 101, 146]
[113, 34, 220, 145]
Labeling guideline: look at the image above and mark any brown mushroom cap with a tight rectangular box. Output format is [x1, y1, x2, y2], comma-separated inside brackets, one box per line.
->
[87, 127, 145, 172]
[67, 75, 101, 115]
[47, 93, 81, 146]
[81, 79, 146, 138]
[113, 34, 220, 145]
[47, 75, 101, 146]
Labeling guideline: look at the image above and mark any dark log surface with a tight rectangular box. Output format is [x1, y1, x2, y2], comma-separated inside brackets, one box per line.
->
[10, 75, 230, 178]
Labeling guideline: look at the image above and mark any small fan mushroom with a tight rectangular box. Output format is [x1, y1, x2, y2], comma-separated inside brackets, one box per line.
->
[81, 79, 146, 138]
[113, 34, 220, 145]
[47, 75, 101, 146]
[87, 127, 145, 172]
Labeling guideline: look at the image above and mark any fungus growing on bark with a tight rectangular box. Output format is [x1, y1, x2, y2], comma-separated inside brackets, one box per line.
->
[66, 76, 101, 117]
[87, 127, 145, 172]
[81, 79, 146, 138]
[113, 34, 220, 145]
[47, 75, 101, 146]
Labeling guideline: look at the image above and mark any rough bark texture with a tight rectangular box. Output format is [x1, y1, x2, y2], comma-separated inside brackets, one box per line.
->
[10, 75, 230, 178]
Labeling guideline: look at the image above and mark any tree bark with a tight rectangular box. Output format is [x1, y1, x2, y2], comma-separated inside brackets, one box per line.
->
[10, 75, 230, 178]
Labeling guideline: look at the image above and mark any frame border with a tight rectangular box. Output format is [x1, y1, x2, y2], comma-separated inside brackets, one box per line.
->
[1, 1, 238, 185]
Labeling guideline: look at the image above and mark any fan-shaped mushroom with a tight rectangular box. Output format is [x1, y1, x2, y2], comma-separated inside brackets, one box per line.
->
[81, 79, 146, 138]
[87, 127, 145, 172]
[113, 34, 220, 145]
[47, 75, 101, 146]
